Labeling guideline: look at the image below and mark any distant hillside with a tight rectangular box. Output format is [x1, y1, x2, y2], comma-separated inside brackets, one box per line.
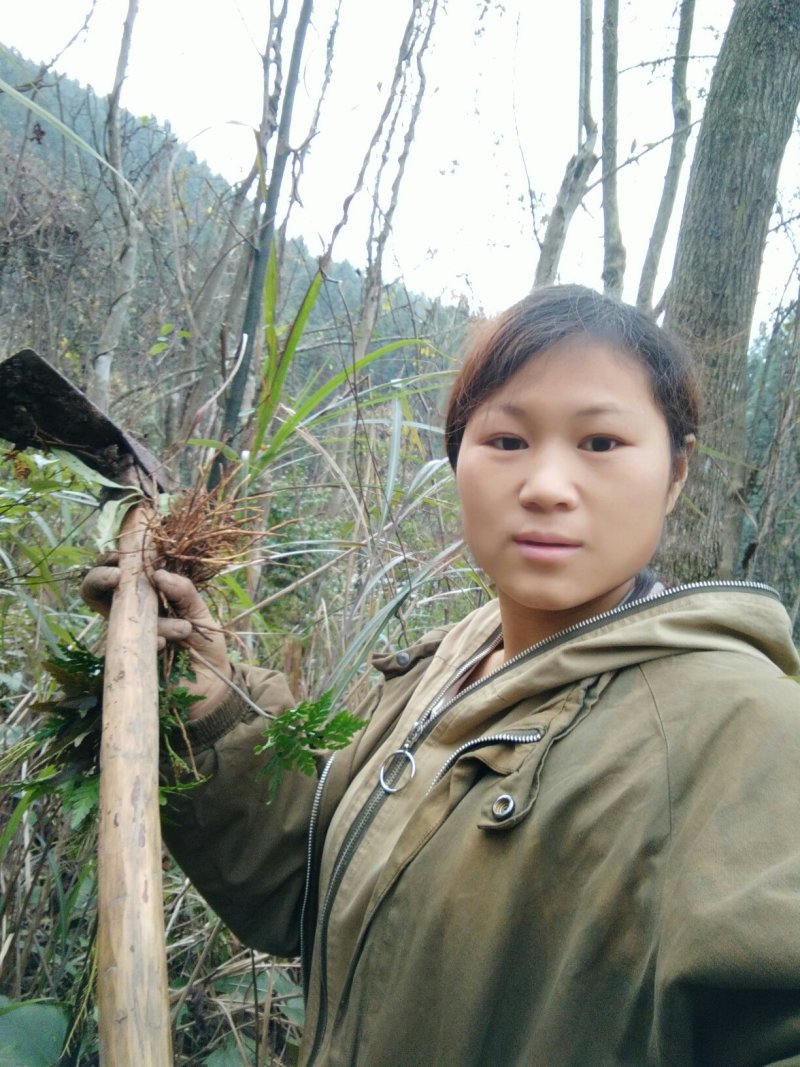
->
[0, 45, 470, 454]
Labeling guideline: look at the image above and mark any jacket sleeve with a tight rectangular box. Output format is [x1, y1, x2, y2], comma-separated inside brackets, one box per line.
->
[160, 639, 442, 956]
[653, 663, 800, 1067]
[161, 663, 319, 955]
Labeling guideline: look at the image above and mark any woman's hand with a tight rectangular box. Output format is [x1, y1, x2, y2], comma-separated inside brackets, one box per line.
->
[80, 564, 234, 719]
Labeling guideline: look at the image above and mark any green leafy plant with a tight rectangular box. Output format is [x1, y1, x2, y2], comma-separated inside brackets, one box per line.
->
[0, 641, 210, 833]
[5, 642, 105, 830]
[0, 997, 69, 1067]
[255, 692, 365, 800]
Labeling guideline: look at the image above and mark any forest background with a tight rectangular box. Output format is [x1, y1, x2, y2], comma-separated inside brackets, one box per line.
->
[0, 0, 799, 1064]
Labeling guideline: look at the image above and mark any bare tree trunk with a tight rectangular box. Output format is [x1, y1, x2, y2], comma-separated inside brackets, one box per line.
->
[90, 0, 142, 413]
[790, 578, 800, 634]
[323, 0, 439, 518]
[660, 0, 800, 580]
[636, 0, 695, 310]
[211, 0, 314, 486]
[172, 168, 258, 447]
[534, 0, 598, 287]
[601, 0, 625, 296]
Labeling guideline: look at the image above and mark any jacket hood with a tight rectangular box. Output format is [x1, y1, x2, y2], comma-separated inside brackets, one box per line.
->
[378, 582, 799, 703]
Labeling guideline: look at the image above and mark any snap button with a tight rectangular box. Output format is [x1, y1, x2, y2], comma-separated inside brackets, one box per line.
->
[491, 794, 516, 820]
[395, 650, 411, 667]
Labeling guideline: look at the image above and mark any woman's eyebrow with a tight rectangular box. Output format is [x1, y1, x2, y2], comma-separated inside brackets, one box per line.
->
[496, 401, 527, 417]
[494, 400, 634, 418]
[573, 403, 634, 417]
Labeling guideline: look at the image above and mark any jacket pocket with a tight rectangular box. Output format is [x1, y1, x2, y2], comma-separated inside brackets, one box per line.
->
[474, 730, 557, 832]
[468, 673, 613, 831]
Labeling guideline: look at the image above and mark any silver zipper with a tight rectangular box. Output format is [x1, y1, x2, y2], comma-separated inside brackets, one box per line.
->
[303, 578, 777, 1063]
[306, 766, 402, 1064]
[373, 630, 503, 795]
[398, 579, 779, 755]
[405, 630, 503, 748]
[425, 729, 545, 795]
[300, 753, 336, 986]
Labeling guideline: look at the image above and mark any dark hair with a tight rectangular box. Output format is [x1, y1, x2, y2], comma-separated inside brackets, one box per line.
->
[445, 284, 700, 469]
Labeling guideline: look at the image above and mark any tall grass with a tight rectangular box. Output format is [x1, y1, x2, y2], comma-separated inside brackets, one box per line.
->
[0, 270, 483, 1063]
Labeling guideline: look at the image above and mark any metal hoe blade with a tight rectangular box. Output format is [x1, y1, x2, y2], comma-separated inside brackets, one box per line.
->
[0, 350, 174, 493]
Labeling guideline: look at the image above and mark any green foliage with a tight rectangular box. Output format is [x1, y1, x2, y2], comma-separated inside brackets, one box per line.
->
[160, 648, 206, 726]
[212, 966, 304, 1035]
[203, 1038, 256, 1066]
[0, 997, 69, 1067]
[255, 692, 365, 801]
[0, 284, 477, 1067]
[2, 641, 208, 834]
[5, 642, 104, 829]
[0, 451, 97, 708]
[30, 659, 98, 767]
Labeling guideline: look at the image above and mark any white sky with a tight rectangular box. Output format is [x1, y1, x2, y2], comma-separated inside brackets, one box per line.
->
[2, 0, 798, 322]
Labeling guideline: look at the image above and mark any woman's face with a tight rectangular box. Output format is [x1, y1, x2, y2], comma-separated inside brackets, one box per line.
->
[455, 339, 690, 654]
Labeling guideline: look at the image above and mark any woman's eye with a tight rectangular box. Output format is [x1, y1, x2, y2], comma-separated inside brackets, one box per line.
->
[581, 436, 620, 453]
[489, 435, 526, 451]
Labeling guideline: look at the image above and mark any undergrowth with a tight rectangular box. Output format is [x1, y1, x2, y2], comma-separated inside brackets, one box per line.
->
[0, 340, 484, 1063]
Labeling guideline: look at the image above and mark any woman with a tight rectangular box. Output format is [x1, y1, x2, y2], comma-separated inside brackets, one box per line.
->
[83, 285, 800, 1066]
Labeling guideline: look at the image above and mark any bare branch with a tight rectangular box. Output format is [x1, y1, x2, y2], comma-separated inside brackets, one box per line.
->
[583, 120, 701, 197]
[601, 0, 625, 296]
[512, 13, 544, 251]
[637, 0, 696, 309]
[578, 0, 593, 149]
[284, 0, 343, 233]
[211, 0, 315, 485]
[91, 0, 143, 412]
[534, 0, 598, 287]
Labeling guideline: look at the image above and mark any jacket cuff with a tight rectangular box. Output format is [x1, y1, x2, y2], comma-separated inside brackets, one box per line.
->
[173, 664, 258, 752]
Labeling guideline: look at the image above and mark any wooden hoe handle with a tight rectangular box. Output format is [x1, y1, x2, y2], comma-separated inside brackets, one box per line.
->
[97, 503, 172, 1066]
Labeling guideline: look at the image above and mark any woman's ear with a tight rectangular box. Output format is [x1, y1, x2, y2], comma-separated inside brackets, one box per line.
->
[665, 434, 696, 514]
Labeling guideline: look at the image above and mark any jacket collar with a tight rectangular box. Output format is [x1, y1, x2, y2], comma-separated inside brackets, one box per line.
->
[375, 582, 799, 701]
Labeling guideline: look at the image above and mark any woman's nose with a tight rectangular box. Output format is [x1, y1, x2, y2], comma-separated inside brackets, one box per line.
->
[517, 449, 579, 510]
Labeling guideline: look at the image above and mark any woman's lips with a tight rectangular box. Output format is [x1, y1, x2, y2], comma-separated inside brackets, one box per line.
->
[513, 536, 582, 561]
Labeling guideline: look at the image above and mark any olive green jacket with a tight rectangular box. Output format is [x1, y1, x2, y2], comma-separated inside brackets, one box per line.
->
[164, 584, 800, 1066]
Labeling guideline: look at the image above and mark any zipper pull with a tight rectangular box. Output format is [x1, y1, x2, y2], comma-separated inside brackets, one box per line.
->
[379, 746, 417, 794]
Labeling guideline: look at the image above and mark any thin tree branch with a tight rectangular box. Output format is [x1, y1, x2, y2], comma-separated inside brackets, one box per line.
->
[637, 0, 696, 309]
[533, 0, 598, 287]
[601, 0, 625, 296]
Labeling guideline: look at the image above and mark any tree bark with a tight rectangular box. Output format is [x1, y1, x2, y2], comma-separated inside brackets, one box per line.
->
[660, 0, 800, 580]
[601, 0, 625, 296]
[742, 293, 800, 583]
